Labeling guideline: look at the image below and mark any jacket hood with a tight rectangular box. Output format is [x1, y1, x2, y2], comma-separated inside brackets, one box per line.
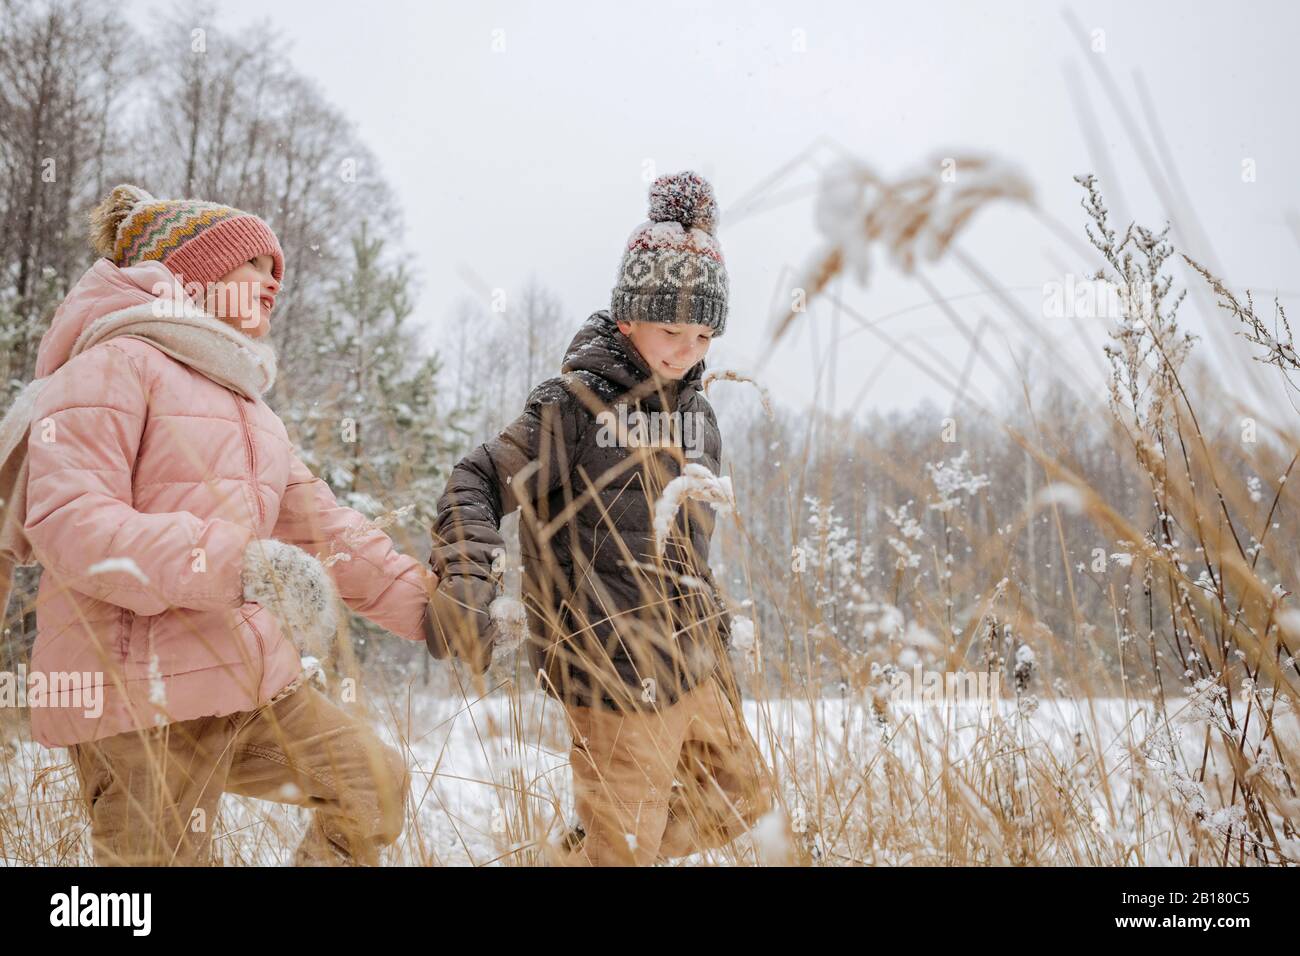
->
[559, 310, 705, 403]
[35, 258, 181, 378]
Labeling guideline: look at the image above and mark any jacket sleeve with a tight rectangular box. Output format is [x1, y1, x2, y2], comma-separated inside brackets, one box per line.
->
[271, 452, 432, 642]
[430, 377, 588, 581]
[23, 342, 254, 616]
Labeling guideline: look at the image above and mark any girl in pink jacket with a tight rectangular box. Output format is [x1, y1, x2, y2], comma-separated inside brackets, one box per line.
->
[15, 184, 435, 865]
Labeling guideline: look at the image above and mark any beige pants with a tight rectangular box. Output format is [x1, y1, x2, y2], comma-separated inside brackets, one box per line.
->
[561, 675, 772, 866]
[67, 684, 409, 866]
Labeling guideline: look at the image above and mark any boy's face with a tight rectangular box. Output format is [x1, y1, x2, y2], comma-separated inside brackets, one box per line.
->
[616, 320, 714, 380]
[205, 254, 279, 338]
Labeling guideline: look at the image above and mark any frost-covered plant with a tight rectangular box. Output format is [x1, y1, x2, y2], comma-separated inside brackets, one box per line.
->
[885, 500, 924, 571]
[926, 451, 991, 513]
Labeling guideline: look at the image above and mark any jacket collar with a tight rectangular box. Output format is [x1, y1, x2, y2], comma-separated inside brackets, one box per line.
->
[560, 310, 705, 408]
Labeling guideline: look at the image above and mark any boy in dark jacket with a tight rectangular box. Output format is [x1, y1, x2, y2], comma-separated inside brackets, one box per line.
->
[424, 172, 772, 865]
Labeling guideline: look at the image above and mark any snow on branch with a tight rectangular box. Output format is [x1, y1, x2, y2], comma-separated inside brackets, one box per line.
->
[702, 369, 774, 418]
[653, 463, 735, 555]
[772, 151, 1033, 341]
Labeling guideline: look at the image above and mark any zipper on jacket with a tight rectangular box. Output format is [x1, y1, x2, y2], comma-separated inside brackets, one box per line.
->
[245, 609, 267, 661]
[233, 393, 265, 528]
[118, 607, 130, 661]
[243, 606, 269, 699]
[232, 393, 271, 690]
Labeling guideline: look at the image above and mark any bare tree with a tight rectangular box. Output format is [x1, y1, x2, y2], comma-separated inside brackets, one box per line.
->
[0, 0, 132, 385]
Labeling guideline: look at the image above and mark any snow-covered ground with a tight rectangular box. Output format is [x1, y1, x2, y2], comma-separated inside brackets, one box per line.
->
[2, 686, 1295, 866]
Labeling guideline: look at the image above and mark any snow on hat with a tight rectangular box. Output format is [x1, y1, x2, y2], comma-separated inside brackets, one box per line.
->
[611, 171, 729, 335]
[89, 184, 285, 293]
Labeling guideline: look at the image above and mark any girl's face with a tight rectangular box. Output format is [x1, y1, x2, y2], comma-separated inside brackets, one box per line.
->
[617, 320, 714, 380]
[205, 255, 279, 338]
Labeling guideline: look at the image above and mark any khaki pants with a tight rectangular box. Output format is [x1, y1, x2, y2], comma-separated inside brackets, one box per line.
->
[67, 684, 409, 866]
[561, 675, 772, 866]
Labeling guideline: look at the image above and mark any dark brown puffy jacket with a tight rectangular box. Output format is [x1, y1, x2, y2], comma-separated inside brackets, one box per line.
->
[429, 310, 732, 710]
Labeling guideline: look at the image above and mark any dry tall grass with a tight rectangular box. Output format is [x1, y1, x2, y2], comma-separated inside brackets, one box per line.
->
[2, 158, 1297, 866]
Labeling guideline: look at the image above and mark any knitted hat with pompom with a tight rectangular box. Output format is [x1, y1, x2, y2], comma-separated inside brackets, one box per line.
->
[611, 170, 729, 335]
[88, 184, 284, 293]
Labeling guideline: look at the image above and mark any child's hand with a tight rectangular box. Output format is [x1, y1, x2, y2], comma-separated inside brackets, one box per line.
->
[419, 563, 440, 598]
[420, 576, 498, 674]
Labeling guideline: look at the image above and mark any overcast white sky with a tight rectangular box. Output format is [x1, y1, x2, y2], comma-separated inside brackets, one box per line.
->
[156, 0, 1300, 420]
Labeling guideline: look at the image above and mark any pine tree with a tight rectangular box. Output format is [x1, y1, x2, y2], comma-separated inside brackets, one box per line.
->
[284, 221, 464, 664]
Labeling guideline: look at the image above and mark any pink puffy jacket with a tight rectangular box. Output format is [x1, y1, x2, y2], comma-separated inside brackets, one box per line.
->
[23, 259, 430, 746]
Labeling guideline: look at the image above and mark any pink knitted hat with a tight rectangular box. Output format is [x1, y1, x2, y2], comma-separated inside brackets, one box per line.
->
[89, 184, 285, 292]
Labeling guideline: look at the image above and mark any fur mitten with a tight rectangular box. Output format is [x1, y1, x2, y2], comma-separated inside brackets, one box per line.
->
[241, 539, 338, 658]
